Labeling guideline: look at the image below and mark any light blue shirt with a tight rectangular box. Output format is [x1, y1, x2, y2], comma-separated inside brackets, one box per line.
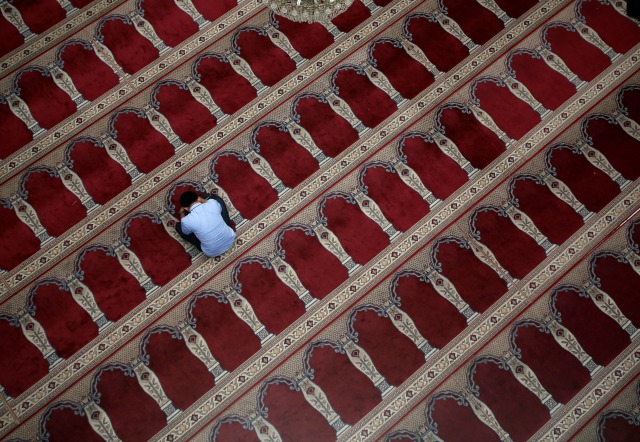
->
[181, 199, 236, 257]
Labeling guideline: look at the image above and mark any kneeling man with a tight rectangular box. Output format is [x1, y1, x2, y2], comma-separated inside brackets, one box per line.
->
[175, 191, 236, 257]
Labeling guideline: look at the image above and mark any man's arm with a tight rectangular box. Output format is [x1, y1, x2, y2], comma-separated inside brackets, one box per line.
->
[204, 197, 222, 214]
[179, 208, 195, 235]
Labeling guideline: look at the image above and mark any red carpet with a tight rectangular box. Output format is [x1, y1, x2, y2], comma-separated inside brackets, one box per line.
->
[0, 1, 639, 441]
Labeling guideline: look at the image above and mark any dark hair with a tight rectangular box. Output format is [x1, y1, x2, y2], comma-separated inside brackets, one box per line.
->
[180, 191, 198, 207]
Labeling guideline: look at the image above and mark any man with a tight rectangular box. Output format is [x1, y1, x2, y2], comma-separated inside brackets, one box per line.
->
[175, 191, 236, 257]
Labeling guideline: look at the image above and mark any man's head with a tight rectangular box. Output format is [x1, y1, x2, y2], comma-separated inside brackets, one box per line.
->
[180, 191, 198, 208]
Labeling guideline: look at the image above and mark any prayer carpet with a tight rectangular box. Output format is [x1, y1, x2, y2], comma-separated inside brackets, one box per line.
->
[0, 0, 640, 441]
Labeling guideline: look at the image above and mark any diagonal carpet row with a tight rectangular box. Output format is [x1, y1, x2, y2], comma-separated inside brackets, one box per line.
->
[5, 32, 640, 442]
[0, 0, 125, 74]
[0, 0, 564, 332]
[348, 204, 640, 441]
[0, 0, 391, 177]
[10, 0, 628, 290]
[563, 373, 640, 441]
[1, 0, 640, 440]
[166, 73, 640, 441]
[0, 0, 616, 428]
[2, 0, 624, 306]
[0, 0, 431, 292]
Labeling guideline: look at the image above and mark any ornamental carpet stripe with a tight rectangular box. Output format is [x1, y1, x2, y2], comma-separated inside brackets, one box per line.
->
[0, 1, 639, 441]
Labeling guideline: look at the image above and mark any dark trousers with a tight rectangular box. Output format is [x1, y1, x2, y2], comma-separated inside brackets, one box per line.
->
[175, 194, 233, 252]
[629, 0, 640, 20]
